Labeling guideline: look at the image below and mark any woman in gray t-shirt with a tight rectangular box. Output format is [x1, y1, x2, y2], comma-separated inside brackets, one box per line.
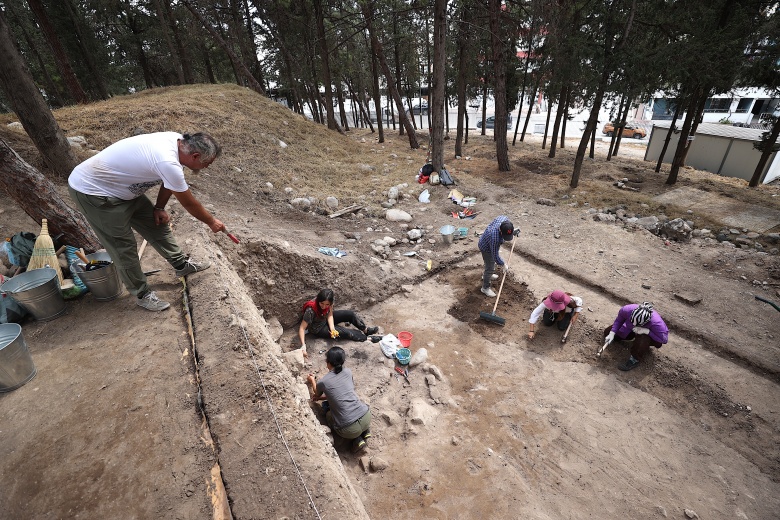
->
[306, 347, 372, 452]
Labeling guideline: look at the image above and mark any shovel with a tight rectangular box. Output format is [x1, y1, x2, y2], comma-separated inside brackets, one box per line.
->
[561, 321, 573, 344]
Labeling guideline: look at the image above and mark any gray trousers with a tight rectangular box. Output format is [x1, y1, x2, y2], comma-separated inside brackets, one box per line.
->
[481, 249, 496, 290]
[68, 187, 186, 297]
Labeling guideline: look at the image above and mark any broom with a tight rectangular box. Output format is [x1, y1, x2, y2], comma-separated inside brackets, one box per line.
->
[479, 237, 517, 326]
[26, 219, 64, 284]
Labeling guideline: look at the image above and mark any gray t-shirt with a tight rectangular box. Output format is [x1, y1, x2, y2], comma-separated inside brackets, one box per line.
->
[316, 367, 368, 429]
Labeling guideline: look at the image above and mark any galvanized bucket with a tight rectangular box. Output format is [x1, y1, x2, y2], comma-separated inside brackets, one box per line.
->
[77, 252, 123, 301]
[0, 268, 66, 321]
[0, 323, 37, 392]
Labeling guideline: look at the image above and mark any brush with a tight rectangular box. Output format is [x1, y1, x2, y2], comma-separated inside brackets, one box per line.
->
[27, 219, 64, 284]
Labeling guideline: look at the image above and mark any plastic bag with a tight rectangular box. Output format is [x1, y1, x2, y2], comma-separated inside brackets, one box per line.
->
[379, 333, 401, 358]
[418, 189, 430, 203]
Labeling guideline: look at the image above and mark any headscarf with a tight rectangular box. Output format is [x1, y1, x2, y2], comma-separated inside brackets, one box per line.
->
[630, 302, 654, 326]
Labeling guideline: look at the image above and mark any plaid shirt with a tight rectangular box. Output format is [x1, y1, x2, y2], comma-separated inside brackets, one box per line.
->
[478, 215, 511, 266]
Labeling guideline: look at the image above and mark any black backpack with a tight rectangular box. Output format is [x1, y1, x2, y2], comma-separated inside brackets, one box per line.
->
[439, 168, 455, 186]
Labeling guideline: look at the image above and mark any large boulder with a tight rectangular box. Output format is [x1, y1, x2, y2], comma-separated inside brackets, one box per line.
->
[660, 218, 693, 242]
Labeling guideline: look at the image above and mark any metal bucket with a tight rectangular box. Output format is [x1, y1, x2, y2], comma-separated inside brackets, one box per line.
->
[0, 323, 37, 392]
[440, 225, 456, 245]
[0, 268, 65, 321]
[78, 252, 123, 301]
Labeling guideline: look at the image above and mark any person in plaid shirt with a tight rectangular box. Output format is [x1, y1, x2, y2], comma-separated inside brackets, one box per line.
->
[477, 215, 518, 297]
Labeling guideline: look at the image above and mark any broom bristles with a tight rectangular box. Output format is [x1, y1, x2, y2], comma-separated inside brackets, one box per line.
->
[26, 219, 64, 284]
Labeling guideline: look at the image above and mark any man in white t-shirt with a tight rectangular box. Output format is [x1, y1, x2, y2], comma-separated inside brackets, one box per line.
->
[68, 132, 226, 311]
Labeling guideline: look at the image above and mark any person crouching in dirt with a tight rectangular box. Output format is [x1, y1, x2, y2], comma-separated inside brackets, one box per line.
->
[603, 302, 668, 371]
[478, 215, 518, 298]
[298, 289, 379, 354]
[527, 290, 583, 341]
[306, 347, 372, 452]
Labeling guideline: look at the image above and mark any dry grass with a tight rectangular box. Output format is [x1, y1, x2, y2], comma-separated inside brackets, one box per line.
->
[1, 83, 777, 231]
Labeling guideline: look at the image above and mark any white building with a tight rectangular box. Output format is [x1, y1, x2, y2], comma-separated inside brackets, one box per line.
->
[648, 88, 780, 126]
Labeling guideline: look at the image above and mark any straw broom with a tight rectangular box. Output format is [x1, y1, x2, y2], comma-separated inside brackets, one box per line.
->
[26, 219, 64, 284]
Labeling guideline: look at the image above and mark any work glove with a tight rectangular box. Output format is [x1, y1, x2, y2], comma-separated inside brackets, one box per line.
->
[632, 326, 650, 335]
[330, 329, 340, 339]
[513, 229, 521, 237]
[604, 331, 615, 344]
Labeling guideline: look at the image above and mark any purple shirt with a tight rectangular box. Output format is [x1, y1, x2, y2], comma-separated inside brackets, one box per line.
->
[478, 215, 511, 266]
[611, 304, 669, 345]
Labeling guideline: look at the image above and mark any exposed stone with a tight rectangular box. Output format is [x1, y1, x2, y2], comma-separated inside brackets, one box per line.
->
[266, 316, 284, 342]
[407, 229, 423, 240]
[593, 213, 616, 222]
[674, 293, 702, 305]
[370, 457, 389, 471]
[634, 216, 660, 232]
[425, 374, 437, 386]
[684, 509, 699, 519]
[290, 197, 311, 209]
[409, 347, 428, 367]
[660, 218, 693, 242]
[385, 209, 413, 222]
[536, 198, 556, 206]
[325, 196, 339, 209]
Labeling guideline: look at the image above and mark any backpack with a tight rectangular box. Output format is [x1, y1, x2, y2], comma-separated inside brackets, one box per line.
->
[420, 163, 435, 176]
[3, 232, 36, 268]
[439, 168, 455, 186]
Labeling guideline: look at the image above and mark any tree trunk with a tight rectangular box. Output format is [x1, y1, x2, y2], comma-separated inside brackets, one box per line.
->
[0, 139, 101, 252]
[749, 116, 780, 187]
[152, 0, 185, 84]
[0, 9, 78, 179]
[165, 0, 195, 83]
[655, 97, 684, 172]
[488, 0, 509, 171]
[560, 86, 571, 148]
[480, 83, 487, 135]
[63, 0, 109, 99]
[313, 0, 342, 132]
[361, 3, 418, 149]
[521, 80, 540, 142]
[542, 94, 553, 149]
[430, 0, 446, 171]
[4, 2, 64, 107]
[668, 86, 707, 184]
[612, 96, 632, 157]
[513, 18, 536, 146]
[26, 0, 88, 104]
[548, 84, 567, 158]
[371, 50, 384, 142]
[182, 0, 266, 96]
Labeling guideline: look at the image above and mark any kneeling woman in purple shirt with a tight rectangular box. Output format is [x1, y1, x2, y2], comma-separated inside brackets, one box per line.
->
[603, 302, 668, 371]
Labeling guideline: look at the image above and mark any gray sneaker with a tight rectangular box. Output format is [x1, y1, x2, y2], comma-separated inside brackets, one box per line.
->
[175, 258, 211, 277]
[481, 273, 500, 281]
[481, 287, 497, 297]
[136, 291, 171, 311]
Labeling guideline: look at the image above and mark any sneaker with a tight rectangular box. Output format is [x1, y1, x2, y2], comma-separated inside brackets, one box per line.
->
[353, 438, 367, 452]
[481, 287, 497, 297]
[369, 335, 383, 343]
[175, 258, 211, 277]
[618, 357, 640, 371]
[481, 273, 500, 281]
[362, 430, 372, 440]
[136, 291, 171, 311]
[365, 326, 379, 336]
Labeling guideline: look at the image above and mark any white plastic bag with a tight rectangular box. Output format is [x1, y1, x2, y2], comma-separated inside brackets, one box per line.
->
[418, 189, 430, 203]
[379, 333, 401, 358]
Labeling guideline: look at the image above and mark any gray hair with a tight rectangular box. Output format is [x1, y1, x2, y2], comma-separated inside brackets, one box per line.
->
[180, 132, 222, 162]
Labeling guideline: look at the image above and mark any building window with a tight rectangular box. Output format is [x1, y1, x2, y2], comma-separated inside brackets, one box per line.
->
[735, 98, 753, 113]
[704, 98, 732, 113]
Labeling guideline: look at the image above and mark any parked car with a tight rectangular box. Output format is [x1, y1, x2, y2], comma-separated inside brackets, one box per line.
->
[477, 115, 513, 129]
[410, 102, 428, 115]
[602, 122, 646, 139]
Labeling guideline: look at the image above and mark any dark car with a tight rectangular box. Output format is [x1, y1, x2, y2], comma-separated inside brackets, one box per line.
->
[410, 102, 428, 115]
[477, 115, 513, 129]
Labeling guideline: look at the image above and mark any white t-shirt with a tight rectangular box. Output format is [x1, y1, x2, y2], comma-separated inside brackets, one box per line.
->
[69, 132, 189, 200]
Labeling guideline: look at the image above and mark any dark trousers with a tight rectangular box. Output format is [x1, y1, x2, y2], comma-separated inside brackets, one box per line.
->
[312, 310, 367, 342]
[602, 326, 661, 360]
[543, 309, 572, 331]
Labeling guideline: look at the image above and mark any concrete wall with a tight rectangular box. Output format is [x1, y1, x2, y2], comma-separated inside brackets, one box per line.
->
[645, 127, 780, 184]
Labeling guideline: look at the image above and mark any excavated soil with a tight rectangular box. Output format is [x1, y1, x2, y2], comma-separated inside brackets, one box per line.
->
[1, 84, 779, 519]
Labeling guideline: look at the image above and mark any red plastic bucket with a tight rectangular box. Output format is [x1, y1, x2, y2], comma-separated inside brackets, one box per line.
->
[398, 331, 413, 347]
